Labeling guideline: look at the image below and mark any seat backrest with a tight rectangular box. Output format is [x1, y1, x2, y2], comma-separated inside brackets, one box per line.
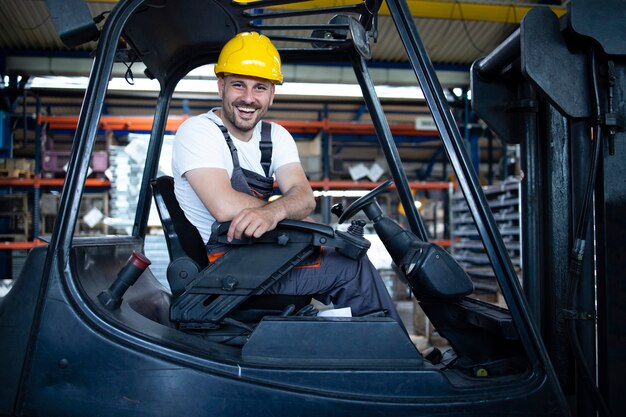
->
[151, 175, 208, 269]
[151, 175, 311, 323]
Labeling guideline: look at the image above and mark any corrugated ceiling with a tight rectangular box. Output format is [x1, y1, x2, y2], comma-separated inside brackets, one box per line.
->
[1, 0, 565, 68]
[3, 0, 569, 177]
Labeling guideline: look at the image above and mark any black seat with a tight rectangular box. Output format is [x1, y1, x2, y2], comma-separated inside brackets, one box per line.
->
[152, 176, 209, 271]
[150, 175, 310, 324]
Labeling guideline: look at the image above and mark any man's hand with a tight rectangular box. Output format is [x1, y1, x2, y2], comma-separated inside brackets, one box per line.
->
[226, 163, 315, 241]
[186, 163, 315, 241]
[227, 205, 279, 241]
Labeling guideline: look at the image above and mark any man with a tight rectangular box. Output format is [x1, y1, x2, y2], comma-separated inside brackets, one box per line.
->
[172, 32, 406, 333]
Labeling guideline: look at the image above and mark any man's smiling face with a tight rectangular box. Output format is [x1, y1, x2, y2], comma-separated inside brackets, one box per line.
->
[217, 74, 275, 140]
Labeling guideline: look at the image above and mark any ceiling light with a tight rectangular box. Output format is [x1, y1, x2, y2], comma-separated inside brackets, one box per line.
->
[28, 75, 424, 100]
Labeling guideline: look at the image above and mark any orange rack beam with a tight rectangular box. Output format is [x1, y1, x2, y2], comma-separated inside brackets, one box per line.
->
[279, 120, 439, 136]
[39, 114, 190, 132]
[0, 177, 111, 188]
[39, 114, 439, 137]
[0, 239, 47, 250]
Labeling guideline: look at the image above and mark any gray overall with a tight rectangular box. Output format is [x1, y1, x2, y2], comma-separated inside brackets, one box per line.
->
[207, 121, 407, 333]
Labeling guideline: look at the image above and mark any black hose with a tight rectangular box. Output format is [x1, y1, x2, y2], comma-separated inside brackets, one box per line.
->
[566, 131, 610, 417]
[566, 46, 612, 417]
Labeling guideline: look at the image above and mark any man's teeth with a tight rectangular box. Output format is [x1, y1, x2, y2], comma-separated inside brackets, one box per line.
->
[237, 107, 256, 113]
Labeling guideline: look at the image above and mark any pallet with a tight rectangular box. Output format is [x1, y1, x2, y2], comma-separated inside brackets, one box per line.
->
[0, 169, 34, 179]
[0, 159, 35, 179]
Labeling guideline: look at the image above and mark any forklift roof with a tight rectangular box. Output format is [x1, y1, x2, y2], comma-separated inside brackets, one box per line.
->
[119, 0, 374, 83]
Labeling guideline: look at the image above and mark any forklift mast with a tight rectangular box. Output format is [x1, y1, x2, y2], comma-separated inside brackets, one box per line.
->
[471, 1, 626, 416]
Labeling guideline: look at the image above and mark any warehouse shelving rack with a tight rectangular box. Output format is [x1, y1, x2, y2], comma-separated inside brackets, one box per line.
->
[0, 114, 455, 254]
[449, 179, 522, 302]
[0, 177, 111, 248]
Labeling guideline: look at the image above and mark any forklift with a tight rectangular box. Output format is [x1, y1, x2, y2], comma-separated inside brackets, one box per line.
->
[0, 0, 622, 416]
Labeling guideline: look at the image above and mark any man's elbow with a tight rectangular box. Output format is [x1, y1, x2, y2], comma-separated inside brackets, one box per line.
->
[210, 206, 233, 223]
[304, 194, 316, 215]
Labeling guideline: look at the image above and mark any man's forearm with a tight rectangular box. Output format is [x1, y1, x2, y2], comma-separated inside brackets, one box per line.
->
[223, 160, 316, 240]
[269, 184, 316, 222]
[213, 188, 268, 221]
[185, 167, 270, 222]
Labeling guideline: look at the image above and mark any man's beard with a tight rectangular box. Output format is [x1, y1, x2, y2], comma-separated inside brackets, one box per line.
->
[223, 102, 264, 134]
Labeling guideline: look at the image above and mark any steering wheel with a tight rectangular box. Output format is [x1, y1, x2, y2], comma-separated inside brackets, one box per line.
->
[338, 179, 393, 224]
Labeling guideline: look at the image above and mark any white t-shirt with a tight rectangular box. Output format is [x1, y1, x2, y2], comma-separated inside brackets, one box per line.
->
[172, 109, 301, 242]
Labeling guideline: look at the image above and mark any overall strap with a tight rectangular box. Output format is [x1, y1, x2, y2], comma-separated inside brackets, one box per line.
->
[260, 121, 272, 177]
[212, 121, 242, 170]
[209, 119, 275, 200]
[210, 119, 273, 176]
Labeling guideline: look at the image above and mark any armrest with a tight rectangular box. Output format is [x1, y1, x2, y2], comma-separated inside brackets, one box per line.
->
[276, 219, 335, 237]
[210, 219, 335, 242]
[209, 219, 369, 260]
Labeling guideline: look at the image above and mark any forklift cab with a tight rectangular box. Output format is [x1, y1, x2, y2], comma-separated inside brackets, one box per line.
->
[0, 0, 584, 416]
[150, 172, 502, 361]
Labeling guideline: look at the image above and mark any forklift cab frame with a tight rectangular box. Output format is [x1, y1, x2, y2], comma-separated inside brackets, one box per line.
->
[0, 0, 576, 416]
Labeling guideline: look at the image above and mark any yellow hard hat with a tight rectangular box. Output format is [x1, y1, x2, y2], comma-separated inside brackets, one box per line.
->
[214, 32, 283, 84]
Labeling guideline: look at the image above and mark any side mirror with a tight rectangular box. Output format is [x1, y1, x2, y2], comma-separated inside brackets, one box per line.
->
[46, 0, 99, 47]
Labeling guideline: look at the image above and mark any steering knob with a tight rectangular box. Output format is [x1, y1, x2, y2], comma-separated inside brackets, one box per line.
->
[331, 203, 344, 218]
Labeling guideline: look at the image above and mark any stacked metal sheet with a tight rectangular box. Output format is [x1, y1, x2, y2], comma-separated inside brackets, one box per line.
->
[144, 233, 170, 288]
[107, 144, 142, 234]
[107, 134, 174, 234]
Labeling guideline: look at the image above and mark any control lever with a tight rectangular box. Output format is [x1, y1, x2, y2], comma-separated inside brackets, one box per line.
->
[347, 219, 366, 238]
[98, 251, 151, 311]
